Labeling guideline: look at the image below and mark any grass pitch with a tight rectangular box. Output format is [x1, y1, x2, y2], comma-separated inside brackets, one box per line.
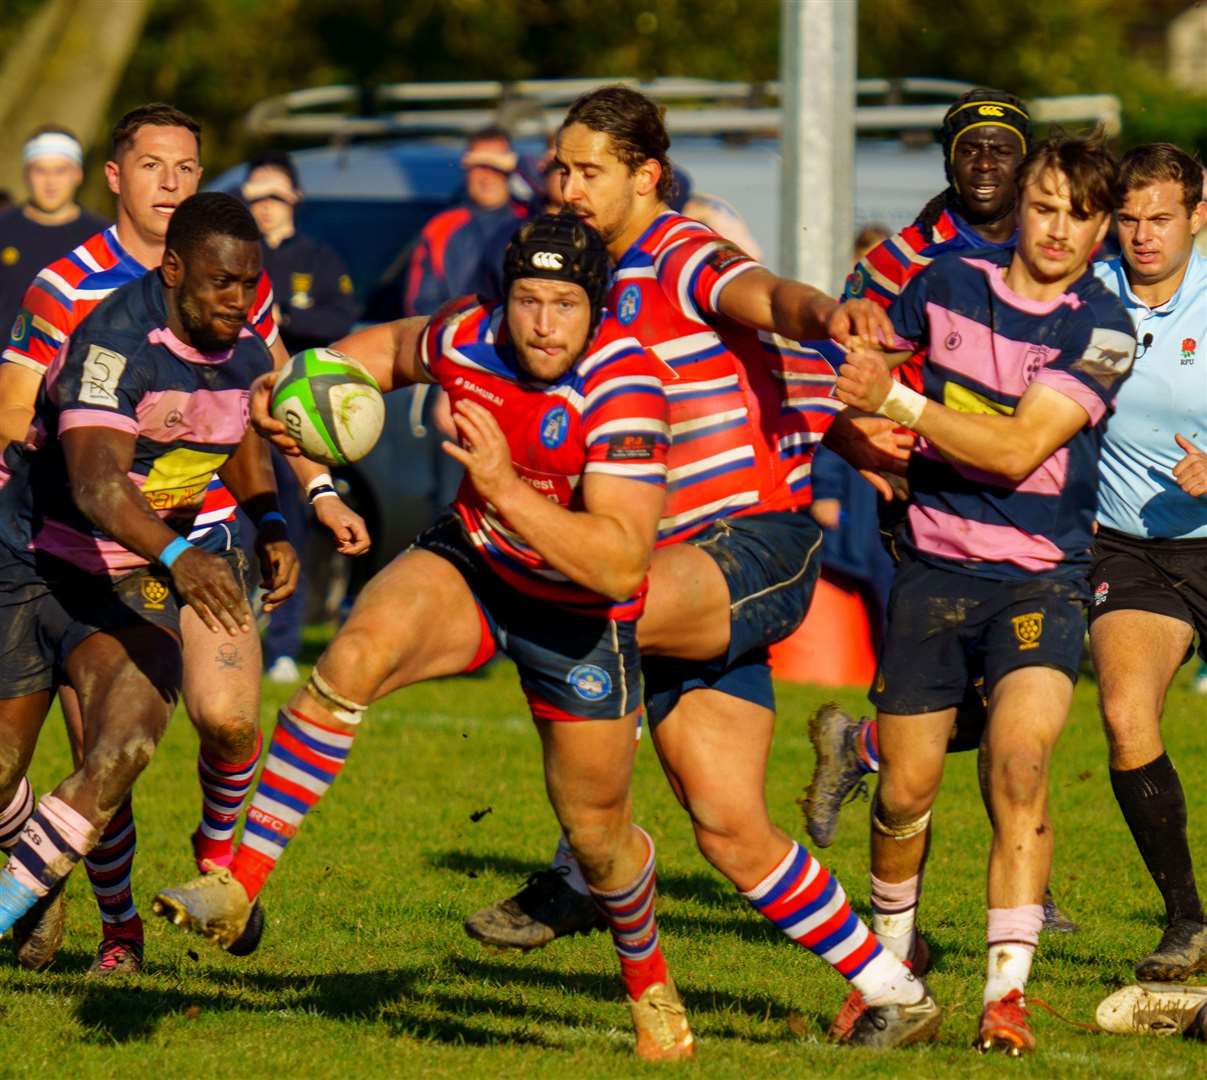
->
[1, 637, 1205, 1078]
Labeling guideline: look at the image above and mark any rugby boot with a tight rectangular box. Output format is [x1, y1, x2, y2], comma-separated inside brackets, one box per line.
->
[1096, 983, 1207, 1036]
[629, 977, 695, 1061]
[1041, 888, 1079, 934]
[977, 989, 1036, 1056]
[1184, 1000, 1207, 1041]
[225, 900, 265, 956]
[801, 703, 869, 848]
[845, 982, 943, 1049]
[11, 878, 66, 971]
[828, 933, 931, 1042]
[464, 867, 605, 950]
[152, 862, 252, 949]
[1135, 918, 1207, 982]
[88, 920, 144, 977]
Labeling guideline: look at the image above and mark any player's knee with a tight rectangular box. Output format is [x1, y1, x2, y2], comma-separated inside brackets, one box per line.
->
[320, 625, 396, 704]
[876, 769, 939, 820]
[561, 818, 625, 879]
[992, 748, 1049, 807]
[198, 716, 259, 763]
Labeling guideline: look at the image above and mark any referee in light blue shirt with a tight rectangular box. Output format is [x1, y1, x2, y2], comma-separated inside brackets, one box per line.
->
[1087, 143, 1207, 993]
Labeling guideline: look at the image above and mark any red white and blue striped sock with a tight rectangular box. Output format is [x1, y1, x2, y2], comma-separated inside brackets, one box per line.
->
[743, 842, 921, 1006]
[229, 708, 354, 901]
[84, 797, 142, 938]
[0, 777, 34, 851]
[193, 733, 263, 869]
[587, 826, 669, 1001]
[856, 719, 880, 774]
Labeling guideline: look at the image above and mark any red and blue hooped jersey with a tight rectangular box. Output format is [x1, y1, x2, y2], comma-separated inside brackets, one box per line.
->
[842, 206, 1015, 393]
[611, 213, 843, 546]
[419, 297, 669, 621]
[2, 226, 278, 536]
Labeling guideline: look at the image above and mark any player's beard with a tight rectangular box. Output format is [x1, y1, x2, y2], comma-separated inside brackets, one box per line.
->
[179, 292, 240, 353]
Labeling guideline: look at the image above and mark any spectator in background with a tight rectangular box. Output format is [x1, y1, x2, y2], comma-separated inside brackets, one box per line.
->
[402, 126, 528, 316]
[242, 150, 359, 682]
[668, 167, 764, 260]
[0, 126, 108, 335]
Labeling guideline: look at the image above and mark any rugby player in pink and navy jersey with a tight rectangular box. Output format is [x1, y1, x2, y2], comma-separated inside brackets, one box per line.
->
[0, 104, 367, 976]
[835, 134, 1136, 1055]
[156, 213, 696, 1060]
[0, 193, 298, 977]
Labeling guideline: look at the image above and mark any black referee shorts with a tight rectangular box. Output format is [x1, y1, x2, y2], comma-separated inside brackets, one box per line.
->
[1089, 527, 1207, 662]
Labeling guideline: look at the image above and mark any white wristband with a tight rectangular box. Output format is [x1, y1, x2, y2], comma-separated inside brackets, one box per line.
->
[305, 472, 334, 498]
[880, 380, 927, 429]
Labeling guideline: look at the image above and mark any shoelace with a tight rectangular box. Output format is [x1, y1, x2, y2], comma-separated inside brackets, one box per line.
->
[843, 778, 870, 806]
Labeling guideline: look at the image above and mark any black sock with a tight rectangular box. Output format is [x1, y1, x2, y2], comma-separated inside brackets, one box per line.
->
[1110, 753, 1204, 925]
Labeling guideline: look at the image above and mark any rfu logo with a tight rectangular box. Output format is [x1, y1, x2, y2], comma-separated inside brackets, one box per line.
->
[531, 251, 564, 270]
[978, 104, 1005, 117]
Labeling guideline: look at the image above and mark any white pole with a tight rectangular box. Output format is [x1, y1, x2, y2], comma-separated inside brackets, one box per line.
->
[780, 0, 857, 292]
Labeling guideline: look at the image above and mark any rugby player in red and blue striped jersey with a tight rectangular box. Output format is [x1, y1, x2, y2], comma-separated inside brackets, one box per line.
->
[467, 86, 937, 1049]
[835, 134, 1135, 1055]
[156, 214, 698, 1060]
[0, 104, 367, 975]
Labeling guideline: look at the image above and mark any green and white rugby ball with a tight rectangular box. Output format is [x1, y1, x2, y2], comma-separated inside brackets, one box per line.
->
[270, 348, 385, 466]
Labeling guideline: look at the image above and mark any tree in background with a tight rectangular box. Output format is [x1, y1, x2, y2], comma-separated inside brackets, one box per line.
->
[1, 0, 1203, 209]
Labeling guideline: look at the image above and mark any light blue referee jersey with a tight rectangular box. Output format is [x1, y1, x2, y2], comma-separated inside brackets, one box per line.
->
[1094, 249, 1207, 539]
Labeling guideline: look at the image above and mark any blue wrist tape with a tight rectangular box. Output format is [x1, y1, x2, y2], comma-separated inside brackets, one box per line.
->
[257, 511, 287, 529]
[159, 536, 192, 568]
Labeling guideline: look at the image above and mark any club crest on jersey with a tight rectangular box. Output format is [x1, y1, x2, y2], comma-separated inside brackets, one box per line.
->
[1094, 581, 1110, 606]
[1, 246, 18, 267]
[9, 310, 29, 348]
[1012, 611, 1044, 650]
[847, 268, 866, 298]
[540, 405, 569, 448]
[568, 663, 612, 702]
[944, 331, 962, 351]
[617, 284, 641, 325]
[1182, 337, 1197, 366]
[140, 577, 169, 610]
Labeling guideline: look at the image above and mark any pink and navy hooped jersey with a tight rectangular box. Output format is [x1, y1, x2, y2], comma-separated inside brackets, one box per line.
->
[418, 297, 669, 621]
[891, 248, 1135, 579]
[6, 269, 272, 576]
[611, 213, 843, 545]
[2, 226, 278, 536]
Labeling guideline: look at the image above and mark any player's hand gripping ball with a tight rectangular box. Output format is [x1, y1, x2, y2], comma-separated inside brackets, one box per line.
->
[270, 348, 385, 466]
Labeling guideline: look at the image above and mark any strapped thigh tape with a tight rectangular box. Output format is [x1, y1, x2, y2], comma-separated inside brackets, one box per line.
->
[307, 669, 368, 727]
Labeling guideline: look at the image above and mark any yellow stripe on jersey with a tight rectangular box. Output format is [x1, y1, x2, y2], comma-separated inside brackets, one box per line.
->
[943, 381, 1016, 417]
[140, 447, 229, 512]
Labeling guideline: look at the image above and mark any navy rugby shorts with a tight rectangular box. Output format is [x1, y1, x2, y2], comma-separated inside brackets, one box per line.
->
[0, 543, 248, 700]
[414, 514, 640, 722]
[869, 554, 1087, 716]
[643, 510, 823, 728]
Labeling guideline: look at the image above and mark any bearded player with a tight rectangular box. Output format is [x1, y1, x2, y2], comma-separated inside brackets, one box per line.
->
[0, 103, 367, 974]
